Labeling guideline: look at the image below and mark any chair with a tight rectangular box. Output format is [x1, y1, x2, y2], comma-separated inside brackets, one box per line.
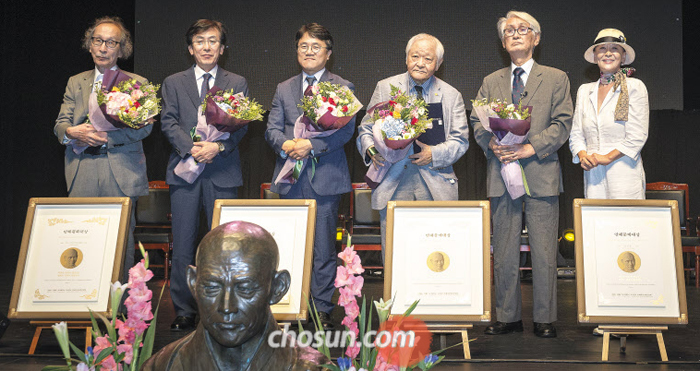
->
[340, 183, 383, 271]
[646, 182, 700, 287]
[260, 182, 280, 199]
[134, 181, 172, 281]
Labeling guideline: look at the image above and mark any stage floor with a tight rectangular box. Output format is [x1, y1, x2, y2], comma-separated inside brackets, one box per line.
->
[1, 261, 698, 370]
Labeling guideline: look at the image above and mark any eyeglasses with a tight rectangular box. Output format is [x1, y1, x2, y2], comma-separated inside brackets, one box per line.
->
[193, 38, 221, 48]
[297, 43, 327, 54]
[504, 26, 535, 37]
[91, 37, 120, 49]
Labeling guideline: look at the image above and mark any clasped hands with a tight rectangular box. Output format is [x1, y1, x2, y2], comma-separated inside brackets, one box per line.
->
[577, 150, 617, 171]
[191, 141, 220, 164]
[489, 136, 534, 164]
[66, 123, 107, 147]
[282, 138, 313, 161]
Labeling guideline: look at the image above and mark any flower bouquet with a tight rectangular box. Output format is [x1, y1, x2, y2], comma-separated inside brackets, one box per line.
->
[305, 236, 448, 371]
[274, 82, 362, 185]
[44, 244, 164, 371]
[173, 87, 264, 184]
[364, 85, 432, 189]
[471, 98, 532, 199]
[73, 69, 161, 154]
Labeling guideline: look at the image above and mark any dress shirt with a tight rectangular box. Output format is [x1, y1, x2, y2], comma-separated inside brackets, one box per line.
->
[302, 68, 326, 94]
[510, 58, 535, 89]
[194, 64, 218, 92]
[408, 75, 435, 103]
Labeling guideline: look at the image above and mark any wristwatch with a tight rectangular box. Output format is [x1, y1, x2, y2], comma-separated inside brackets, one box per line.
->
[217, 142, 225, 152]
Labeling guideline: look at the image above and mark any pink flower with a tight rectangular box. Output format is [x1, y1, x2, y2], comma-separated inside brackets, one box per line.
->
[105, 92, 132, 115]
[345, 343, 361, 358]
[346, 254, 364, 275]
[130, 89, 144, 101]
[335, 266, 353, 287]
[345, 275, 364, 297]
[128, 260, 153, 284]
[341, 316, 359, 335]
[117, 343, 134, 364]
[344, 300, 360, 320]
[93, 335, 113, 357]
[374, 354, 400, 371]
[338, 246, 358, 265]
[99, 354, 118, 371]
[338, 287, 358, 306]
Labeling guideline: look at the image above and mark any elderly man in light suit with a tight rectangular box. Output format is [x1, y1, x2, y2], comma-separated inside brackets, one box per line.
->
[54, 16, 151, 283]
[161, 19, 249, 331]
[265, 23, 355, 330]
[357, 33, 469, 257]
[471, 11, 573, 338]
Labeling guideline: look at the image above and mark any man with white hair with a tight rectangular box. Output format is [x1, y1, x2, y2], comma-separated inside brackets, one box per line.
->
[357, 33, 469, 258]
[471, 11, 573, 338]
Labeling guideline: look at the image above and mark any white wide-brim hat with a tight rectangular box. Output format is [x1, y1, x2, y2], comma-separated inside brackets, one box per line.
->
[584, 28, 635, 65]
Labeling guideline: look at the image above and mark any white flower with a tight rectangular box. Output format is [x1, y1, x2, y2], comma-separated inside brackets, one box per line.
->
[52, 322, 71, 360]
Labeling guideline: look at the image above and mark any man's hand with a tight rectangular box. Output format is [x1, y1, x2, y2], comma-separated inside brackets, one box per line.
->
[578, 150, 598, 171]
[408, 140, 432, 166]
[367, 146, 386, 170]
[491, 135, 535, 164]
[282, 140, 296, 155]
[289, 139, 313, 160]
[66, 123, 108, 147]
[192, 141, 219, 163]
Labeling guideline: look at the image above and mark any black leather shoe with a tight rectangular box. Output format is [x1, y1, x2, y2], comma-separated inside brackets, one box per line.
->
[170, 315, 195, 332]
[317, 312, 335, 331]
[534, 322, 557, 338]
[484, 320, 523, 335]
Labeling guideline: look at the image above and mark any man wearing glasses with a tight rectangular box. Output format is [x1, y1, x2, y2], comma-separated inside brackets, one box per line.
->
[470, 10, 572, 338]
[54, 16, 151, 284]
[161, 19, 249, 332]
[265, 23, 355, 330]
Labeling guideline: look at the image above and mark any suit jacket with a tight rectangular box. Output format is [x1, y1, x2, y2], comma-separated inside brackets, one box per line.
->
[265, 70, 355, 196]
[142, 315, 327, 371]
[161, 66, 249, 187]
[470, 62, 573, 198]
[357, 72, 469, 210]
[54, 69, 152, 197]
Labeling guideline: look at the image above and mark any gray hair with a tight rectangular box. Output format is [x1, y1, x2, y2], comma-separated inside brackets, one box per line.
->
[497, 11, 541, 41]
[82, 16, 133, 59]
[405, 33, 444, 63]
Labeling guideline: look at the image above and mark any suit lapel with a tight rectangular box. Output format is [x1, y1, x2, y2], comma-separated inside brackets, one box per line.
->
[215, 68, 230, 91]
[522, 62, 543, 107]
[497, 68, 512, 103]
[80, 70, 94, 107]
[293, 73, 304, 116]
[183, 67, 201, 108]
[431, 78, 443, 104]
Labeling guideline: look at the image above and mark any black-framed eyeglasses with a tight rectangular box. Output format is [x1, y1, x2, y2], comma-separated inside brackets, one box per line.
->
[504, 26, 534, 37]
[297, 43, 327, 54]
[91, 37, 120, 49]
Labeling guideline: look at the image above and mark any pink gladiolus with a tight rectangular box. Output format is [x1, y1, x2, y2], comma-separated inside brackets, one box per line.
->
[345, 343, 361, 358]
[117, 343, 134, 364]
[335, 265, 353, 287]
[345, 300, 360, 320]
[338, 246, 358, 265]
[341, 316, 359, 335]
[338, 287, 358, 306]
[93, 335, 112, 357]
[129, 260, 154, 283]
[346, 254, 364, 275]
[99, 355, 118, 371]
[345, 275, 364, 297]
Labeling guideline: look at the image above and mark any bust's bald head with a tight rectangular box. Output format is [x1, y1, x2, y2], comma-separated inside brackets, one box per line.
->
[196, 221, 279, 272]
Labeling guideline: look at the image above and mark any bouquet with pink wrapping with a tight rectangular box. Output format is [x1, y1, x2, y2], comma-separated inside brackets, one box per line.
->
[201, 86, 265, 133]
[471, 98, 532, 199]
[364, 85, 432, 189]
[73, 69, 160, 154]
[274, 82, 362, 185]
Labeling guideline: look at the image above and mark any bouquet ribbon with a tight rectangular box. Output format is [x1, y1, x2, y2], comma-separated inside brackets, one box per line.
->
[472, 105, 532, 199]
[274, 115, 338, 185]
[173, 107, 230, 184]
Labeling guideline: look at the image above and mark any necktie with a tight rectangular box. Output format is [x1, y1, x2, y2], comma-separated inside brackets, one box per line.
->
[512, 67, 525, 104]
[200, 73, 211, 101]
[304, 76, 316, 96]
[415, 85, 424, 101]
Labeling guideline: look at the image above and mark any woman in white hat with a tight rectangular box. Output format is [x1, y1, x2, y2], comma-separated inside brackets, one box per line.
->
[569, 28, 649, 199]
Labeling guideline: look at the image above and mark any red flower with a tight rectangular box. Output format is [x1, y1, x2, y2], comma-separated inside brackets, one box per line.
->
[341, 106, 348, 113]
[389, 100, 396, 106]
[328, 98, 336, 106]
[327, 106, 334, 112]
[411, 117, 417, 125]
[134, 101, 141, 108]
[321, 96, 328, 102]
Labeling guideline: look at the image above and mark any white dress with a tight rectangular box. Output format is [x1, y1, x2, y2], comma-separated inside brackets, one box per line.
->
[569, 77, 649, 199]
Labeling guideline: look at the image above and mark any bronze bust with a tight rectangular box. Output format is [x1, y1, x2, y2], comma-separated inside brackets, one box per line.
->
[142, 221, 327, 370]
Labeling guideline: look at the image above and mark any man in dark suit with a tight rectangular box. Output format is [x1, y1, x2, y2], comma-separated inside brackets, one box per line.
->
[265, 23, 355, 330]
[471, 11, 573, 338]
[54, 16, 151, 283]
[161, 19, 249, 331]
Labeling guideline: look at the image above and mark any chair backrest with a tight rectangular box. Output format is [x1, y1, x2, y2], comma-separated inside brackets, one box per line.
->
[136, 181, 171, 224]
[352, 183, 380, 226]
[260, 183, 280, 199]
[645, 182, 689, 229]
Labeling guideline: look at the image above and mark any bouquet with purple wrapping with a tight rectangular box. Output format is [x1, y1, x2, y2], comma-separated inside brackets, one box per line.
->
[201, 87, 264, 133]
[274, 83, 362, 185]
[172, 108, 231, 184]
[472, 98, 532, 199]
[364, 85, 432, 189]
[73, 69, 160, 154]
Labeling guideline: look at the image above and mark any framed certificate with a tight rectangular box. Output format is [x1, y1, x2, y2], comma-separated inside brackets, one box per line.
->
[574, 199, 688, 325]
[212, 199, 316, 321]
[384, 201, 491, 322]
[9, 197, 131, 319]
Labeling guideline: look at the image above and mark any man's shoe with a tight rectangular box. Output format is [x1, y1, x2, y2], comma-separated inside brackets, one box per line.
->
[484, 320, 523, 335]
[534, 322, 557, 338]
[317, 312, 335, 331]
[170, 315, 195, 332]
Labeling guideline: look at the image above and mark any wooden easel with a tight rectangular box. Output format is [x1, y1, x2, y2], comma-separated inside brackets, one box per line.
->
[426, 324, 472, 359]
[599, 325, 668, 361]
[29, 321, 92, 355]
